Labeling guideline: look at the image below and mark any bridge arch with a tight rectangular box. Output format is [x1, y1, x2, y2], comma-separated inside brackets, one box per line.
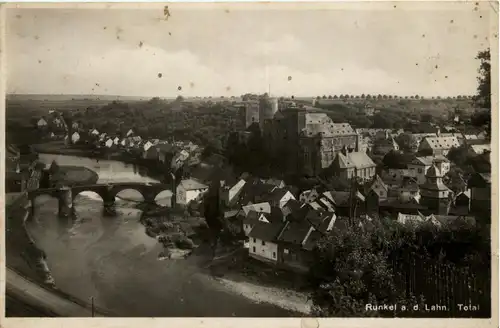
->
[113, 188, 145, 203]
[154, 190, 174, 207]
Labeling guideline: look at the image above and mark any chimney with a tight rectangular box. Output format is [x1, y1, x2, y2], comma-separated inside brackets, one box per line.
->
[355, 133, 360, 152]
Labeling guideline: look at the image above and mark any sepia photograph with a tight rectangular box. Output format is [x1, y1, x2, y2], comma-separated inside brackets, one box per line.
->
[1, 1, 497, 321]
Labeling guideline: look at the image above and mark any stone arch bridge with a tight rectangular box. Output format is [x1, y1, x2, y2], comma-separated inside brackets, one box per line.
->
[28, 182, 174, 217]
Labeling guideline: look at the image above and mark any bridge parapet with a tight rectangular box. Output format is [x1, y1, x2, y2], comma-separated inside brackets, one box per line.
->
[29, 182, 173, 217]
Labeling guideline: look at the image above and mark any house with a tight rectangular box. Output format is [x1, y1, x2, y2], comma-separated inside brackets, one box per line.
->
[171, 149, 190, 170]
[90, 128, 99, 136]
[373, 136, 399, 155]
[242, 202, 272, 216]
[176, 178, 209, 205]
[37, 117, 48, 129]
[418, 136, 460, 156]
[72, 122, 80, 130]
[409, 133, 437, 152]
[248, 221, 285, 263]
[330, 149, 376, 182]
[143, 140, 154, 152]
[99, 133, 107, 141]
[104, 138, 114, 148]
[276, 211, 341, 272]
[266, 188, 296, 209]
[468, 144, 491, 156]
[126, 129, 134, 137]
[220, 178, 247, 206]
[113, 136, 120, 145]
[408, 155, 449, 184]
[71, 131, 80, 144]
[467, 173, 491, 216]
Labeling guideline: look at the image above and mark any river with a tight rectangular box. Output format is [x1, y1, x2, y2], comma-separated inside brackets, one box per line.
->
[26, 154, 297, 317]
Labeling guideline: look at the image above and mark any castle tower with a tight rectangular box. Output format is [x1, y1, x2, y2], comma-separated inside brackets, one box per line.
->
[245, 102, 260, 128]
[419, 164, 451, 215]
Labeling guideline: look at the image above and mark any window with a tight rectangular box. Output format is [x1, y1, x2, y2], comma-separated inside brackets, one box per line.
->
[284, 248, 289, 254]
[262, 240, 266, 246]
[252, 247, 256, 253]
[273, 252, 276, 259]
[418, 168, 423, 173]
[253, 238, 256, 243]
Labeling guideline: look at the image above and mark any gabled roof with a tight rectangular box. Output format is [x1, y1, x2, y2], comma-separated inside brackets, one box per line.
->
[248, 221, 285, 242]
[470, 144, 491, 155]
[422, 136, 460, 150]
[242, 202, 272, 215]
[347, 152, 376, 169]
[328, 191, 350, 206]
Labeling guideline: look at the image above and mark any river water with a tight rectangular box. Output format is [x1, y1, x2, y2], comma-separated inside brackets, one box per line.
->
[27, 154, 295, 317]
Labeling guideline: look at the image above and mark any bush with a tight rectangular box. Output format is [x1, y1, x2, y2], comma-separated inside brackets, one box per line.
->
[175, 235, 195, 250]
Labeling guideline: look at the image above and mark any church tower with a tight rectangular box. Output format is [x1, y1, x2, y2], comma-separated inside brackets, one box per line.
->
[419, 164, 451, 215]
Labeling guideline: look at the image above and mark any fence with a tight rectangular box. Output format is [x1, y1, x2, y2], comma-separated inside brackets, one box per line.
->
[391, 252, 490, 318]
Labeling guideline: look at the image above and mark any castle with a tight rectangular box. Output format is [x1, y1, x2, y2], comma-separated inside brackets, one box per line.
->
[243, 100, 360, 176]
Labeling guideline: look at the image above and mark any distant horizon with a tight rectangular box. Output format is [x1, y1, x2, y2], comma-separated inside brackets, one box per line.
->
[7, 92, 478, 99]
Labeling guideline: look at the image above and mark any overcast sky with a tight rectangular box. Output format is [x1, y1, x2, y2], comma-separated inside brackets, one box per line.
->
[6, 3, 493, 98]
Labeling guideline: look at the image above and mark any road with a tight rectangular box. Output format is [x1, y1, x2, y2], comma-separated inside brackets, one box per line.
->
[6, 268, 105, 317]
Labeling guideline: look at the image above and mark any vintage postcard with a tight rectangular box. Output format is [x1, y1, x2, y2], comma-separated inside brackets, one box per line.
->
[0, 1, 498, 327]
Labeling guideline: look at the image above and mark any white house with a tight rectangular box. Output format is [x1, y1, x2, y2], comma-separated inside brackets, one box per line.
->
[90, 129, 99, 136]
[104, 138, 114, 148]
[408, 155, 449, 184]
[143, 140, 154, 152]
[176, 178, 209, 205]
[71, 131, 80, 144]
[120, 138, 127, 147]
[248, 221, 284, 263]
[37, 118, 48, 128]
[126, 129, 134, 137]
[113, 137, 120, 145]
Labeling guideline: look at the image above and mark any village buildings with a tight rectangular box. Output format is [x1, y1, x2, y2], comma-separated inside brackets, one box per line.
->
[176, 178, 209, 205]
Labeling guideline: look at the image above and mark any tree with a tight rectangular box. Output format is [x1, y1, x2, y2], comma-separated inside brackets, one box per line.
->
[473, 49, 491, 134]
[361, 94, 366, 99]
[333, 95, 339, 99]
[415, 95, 420, 99]
[323, 95, 327, 99]
[317, 96, 321, 100]
[328, 95, 333, 99]
[382, 150, 408, 169]
[309, 224, 425, 317]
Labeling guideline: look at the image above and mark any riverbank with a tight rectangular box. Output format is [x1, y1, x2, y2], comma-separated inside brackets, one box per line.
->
[5, 192, 54, 287]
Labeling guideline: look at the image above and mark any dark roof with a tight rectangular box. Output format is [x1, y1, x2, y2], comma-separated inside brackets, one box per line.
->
[329, 191, 350, 206]
[277, 221, 311, 245]
[243, 210, 261, 225]
[248, 222, 285, 241]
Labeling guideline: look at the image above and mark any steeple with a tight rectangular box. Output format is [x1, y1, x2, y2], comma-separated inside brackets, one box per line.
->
[420, 164, 451, 214]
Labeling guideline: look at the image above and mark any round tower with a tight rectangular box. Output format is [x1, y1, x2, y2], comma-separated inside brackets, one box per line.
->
[419, 164, 451, 215]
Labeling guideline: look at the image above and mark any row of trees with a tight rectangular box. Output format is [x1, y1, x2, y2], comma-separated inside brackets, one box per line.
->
[316, 94, 474, 100]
